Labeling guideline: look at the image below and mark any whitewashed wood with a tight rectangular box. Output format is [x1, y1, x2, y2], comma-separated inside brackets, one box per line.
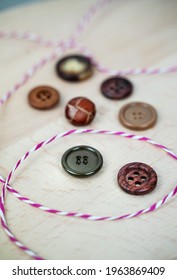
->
[0, 0, 177, 260]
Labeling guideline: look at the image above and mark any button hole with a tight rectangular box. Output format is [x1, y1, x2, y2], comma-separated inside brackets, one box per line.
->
[128, 176, 134, 181]
[134, 171, 139, 176]
[141, 176, 147, 181]
[135, 181, 141, 187]
[116, 86, 123, 90]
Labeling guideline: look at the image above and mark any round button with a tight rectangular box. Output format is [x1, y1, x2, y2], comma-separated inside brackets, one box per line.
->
[119, 102, 157, 130]
[56, 54, 93, 82]
[117, 162, 158, 195]
[28, 86, 60, 110]
[65, 97, 96, 126]
[61, 145, 103, 177]
[101, 77, 133, 100]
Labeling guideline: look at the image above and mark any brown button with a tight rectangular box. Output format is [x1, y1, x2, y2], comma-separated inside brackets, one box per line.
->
[61, 145, 103, 177]
[28, 86, 60, 110]
[119, 102, 157, 130]
[117, 162, 158, 195]
[56, 55, 93, 82]
[101, 77, 133, 100]
[65, 97, 96, 126]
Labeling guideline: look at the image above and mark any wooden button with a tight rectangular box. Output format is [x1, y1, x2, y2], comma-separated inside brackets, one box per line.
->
[101, 77, 133, 100]
[61, 145, 103, 177]
[117, 162, 158, 195]
[119, 102, 157, 130]
[28, 86, 60, 110]
[65, 97, 96, 126]
[56, 55, 93, 82]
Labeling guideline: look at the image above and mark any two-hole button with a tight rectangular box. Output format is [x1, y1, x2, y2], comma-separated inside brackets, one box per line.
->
[119, 102, 157, 130]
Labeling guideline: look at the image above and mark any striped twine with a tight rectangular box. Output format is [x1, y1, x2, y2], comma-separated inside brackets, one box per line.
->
[0, 30, 57, 47]
[1, 129, 177, 259]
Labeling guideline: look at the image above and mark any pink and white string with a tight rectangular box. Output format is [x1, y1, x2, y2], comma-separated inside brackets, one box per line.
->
[0, 0, 177, 259]
[1, 129, 177, 259]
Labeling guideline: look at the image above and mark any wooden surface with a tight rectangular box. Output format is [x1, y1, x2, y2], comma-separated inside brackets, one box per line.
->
[0, 0, 177, 260]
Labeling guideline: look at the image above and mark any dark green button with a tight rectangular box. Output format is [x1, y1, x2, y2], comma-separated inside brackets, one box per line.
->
[61, 145, 103, 177]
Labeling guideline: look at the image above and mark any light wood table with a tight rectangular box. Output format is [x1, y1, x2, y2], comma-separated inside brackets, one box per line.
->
[0, 0, 177, 260]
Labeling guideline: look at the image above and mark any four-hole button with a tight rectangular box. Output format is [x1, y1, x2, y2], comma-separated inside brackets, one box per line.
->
[61, 145, 103, 177]
[101, 76, 133, 100]
[119, 102, 157, 130]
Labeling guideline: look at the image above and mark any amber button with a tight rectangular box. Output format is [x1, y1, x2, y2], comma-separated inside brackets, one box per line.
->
[101, 77, 133, 100]
[119, 102, 157, 130]
[56, 54, 93, 82]
[65, 97, 96, 126]
[117, 162, 158, 195]
[61, 145, 103, 177]
[28, 86, 60, 110]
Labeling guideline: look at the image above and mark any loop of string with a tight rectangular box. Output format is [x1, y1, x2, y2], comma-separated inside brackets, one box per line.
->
[0, 0, 115, 260]
[1, 129, 177, 259]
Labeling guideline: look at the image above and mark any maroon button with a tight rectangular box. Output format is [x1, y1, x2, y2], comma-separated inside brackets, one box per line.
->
[65, 97, 96, 126]
[117, 162, 158, 195]
[56, 55, 93, 82]
[101, 77, 133, 100]
[28, 86, 60, 110]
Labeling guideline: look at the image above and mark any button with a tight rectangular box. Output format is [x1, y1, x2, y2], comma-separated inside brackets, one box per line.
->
[56, 54, 93, 82]
[28, 86, 60, 110]
[117, 162, 158, 195]
[119, 102, 157, 130]
[65, 97, 96, 126]
[101, 77, 133, 100]
[61, 145, 103, 177]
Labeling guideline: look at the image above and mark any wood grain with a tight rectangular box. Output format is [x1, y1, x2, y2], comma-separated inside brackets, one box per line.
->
[0, 0, 177, 260]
